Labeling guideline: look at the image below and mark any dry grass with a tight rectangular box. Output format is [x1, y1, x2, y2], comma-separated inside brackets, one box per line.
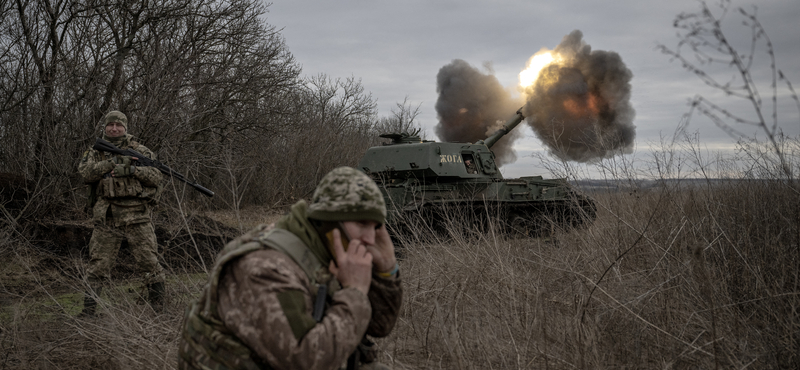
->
[204, 205, 286, 232]
[0, 247, 206, 369]
[1, 141, 798, 369]
[378, 178, 799, 369]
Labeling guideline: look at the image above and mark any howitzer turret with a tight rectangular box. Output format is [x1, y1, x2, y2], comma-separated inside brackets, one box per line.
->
[358, 108, 596, 236]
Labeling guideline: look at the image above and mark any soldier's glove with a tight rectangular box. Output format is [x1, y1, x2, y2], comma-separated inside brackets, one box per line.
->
[112, 156, 137, 177]
[97, 158, 115, 175]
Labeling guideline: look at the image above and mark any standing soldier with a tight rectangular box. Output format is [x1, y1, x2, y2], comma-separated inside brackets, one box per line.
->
[179, 166, 403, 370]
[78, 110, 165, 315]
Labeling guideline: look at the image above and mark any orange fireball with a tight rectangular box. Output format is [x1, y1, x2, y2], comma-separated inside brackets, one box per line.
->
[562, 92, 603, 118]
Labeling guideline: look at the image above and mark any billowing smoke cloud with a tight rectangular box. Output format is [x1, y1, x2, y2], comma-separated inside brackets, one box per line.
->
[435, 59, 523, 166]
[523, 30, 635, 162]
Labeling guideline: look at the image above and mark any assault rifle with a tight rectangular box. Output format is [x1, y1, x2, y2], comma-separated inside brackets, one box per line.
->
[93, 138, 215, 197]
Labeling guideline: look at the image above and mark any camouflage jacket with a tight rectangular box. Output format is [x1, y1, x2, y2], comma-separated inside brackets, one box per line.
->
[179, 202, 403, 370]
[77, 134, 162, 226]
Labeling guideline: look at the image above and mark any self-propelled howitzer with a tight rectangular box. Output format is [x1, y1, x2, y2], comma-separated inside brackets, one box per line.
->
[357, 108, 596, 235]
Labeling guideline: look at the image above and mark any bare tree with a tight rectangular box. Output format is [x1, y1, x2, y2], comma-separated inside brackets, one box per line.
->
[373, 97, 424, 138]
[658, 0, 799, 179]
[0, 0, 423, 218]
[250, 74, 379, 204]
[0, 0, 301, 216]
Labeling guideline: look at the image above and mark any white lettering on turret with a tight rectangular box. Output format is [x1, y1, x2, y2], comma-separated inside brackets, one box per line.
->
[439, 155, 464, 164]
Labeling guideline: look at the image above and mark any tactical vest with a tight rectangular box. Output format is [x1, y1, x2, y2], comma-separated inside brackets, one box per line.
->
[178, 225, 327, 370]
[96, 140, 159, 201]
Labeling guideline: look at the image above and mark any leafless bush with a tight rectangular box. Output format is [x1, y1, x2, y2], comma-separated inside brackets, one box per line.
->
[373, 97, 424, 138]
[658, 0, 799, 180]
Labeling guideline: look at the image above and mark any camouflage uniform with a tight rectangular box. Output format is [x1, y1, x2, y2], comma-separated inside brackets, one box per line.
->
[78, 112, 164, 292]
[179, 167, 403, 370]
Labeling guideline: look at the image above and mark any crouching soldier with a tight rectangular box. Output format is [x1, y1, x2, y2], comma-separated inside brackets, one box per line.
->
[179, 167, 403, 370]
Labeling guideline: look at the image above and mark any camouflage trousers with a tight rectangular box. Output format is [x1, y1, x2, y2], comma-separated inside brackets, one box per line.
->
[87, 221, 165, 285]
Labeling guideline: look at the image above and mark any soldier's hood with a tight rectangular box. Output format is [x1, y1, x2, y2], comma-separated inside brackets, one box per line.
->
[274, 200, 333, 266]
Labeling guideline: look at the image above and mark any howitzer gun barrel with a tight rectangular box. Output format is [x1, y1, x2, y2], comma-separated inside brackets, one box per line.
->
[477, 108, 525, 149]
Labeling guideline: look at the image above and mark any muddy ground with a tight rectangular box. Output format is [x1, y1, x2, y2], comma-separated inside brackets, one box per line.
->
[0, 211, 243, 307]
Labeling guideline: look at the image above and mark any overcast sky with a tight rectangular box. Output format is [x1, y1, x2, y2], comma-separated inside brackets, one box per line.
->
[266, 0, 800, 178]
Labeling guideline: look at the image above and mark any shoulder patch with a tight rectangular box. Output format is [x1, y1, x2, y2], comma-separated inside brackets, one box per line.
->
[276, 289, 317, 341]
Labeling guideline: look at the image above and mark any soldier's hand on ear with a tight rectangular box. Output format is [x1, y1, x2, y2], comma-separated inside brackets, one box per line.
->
[367, 224, 397, 275]
[328, 229, 372, 295]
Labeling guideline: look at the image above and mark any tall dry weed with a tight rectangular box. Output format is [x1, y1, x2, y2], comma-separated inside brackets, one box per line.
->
[2, 136, 798, 369]
[0, 229, 205, 369]
[377, 174, 797, 369]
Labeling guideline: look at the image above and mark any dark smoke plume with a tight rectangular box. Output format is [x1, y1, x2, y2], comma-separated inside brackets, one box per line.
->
[523, 30, 635, 162]
[435, 59, 523, 166]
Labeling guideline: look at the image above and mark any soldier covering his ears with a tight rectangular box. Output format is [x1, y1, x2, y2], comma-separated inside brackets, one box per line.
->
[179, 166, 403, 370]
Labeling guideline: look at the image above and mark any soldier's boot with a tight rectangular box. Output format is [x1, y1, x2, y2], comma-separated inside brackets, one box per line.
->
[147, 281, 165, 313]
[79, 286, 102, 317]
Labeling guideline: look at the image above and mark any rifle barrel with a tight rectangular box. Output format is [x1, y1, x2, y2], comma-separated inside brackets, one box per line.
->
[92, 138, 214, 197]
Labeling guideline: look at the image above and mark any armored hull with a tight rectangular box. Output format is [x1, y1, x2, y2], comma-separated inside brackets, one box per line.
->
[357, 130, 596, 236]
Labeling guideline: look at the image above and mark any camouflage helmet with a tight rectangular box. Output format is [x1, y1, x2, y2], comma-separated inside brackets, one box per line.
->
[307, 167, 386, 224]
[104, 110, 128, 130]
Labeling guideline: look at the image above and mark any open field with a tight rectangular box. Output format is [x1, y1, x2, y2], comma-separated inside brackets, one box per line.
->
[1, 174, 797, 369]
